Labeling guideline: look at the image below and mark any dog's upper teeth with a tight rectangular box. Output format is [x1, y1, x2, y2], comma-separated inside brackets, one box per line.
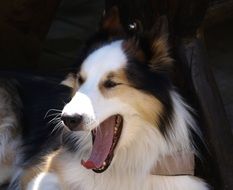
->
[116, 116, 121, 125]
[114, 127, 118, 133]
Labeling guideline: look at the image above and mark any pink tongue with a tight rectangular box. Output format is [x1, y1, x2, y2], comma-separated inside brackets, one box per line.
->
[81, 116, 115, 169]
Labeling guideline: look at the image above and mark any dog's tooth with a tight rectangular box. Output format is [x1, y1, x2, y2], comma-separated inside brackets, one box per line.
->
[114, 127, 118, 133]
[103, 162, 106, 166]
[116, 115, 121, 125]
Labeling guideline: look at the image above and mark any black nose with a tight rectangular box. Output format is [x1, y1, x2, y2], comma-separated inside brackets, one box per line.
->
[61, 114, 83, 131]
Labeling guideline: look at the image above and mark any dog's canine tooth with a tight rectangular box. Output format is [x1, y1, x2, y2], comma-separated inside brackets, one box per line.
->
[116, 115, 121, 125]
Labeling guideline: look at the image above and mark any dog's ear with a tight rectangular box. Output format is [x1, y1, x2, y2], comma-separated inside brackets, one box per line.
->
[100, 7, 125, 38]
[125, 16, 172, 72]
[152, 15, 169, 40]
[149, 16, 173, 72]
[61, 73, 76, 88]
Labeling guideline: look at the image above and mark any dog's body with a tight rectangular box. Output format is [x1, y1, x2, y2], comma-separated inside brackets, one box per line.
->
[18, 9, 208, 190]
[0, 80, 21, 186]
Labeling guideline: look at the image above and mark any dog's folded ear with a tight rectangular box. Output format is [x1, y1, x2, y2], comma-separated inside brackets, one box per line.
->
[149, 16, 173, 72]
[100, 10, 172, 72]
[151, 16, 169, 41]
[100, 7, 125, 39]
[124, 16, 172, 73]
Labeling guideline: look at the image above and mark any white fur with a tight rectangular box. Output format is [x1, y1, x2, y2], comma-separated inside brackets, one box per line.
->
[81, 40, 125, 80]
[27, 41, 208, 190]
[62, 40, 127, 130]
[27, 173, 61, 190]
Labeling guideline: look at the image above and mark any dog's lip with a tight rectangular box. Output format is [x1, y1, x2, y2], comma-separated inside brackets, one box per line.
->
[81, 114, 123, 173]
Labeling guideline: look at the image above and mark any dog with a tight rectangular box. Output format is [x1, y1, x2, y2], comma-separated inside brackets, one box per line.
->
[18, 8, 209, 190]
[0, 79, 22, 187]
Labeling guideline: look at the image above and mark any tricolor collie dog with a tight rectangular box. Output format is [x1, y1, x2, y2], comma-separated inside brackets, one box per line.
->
[20, 8, 208, 190]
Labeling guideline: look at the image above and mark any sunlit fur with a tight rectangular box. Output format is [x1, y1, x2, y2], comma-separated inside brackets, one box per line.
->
[22, 40, 209, 190]
[0, 80, 21, 185]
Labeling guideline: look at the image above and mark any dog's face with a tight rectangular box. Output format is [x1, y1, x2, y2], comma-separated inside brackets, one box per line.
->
[62, 40, 163, 130]
[63, 41, 131, 130]
[61, 8, 173, 173]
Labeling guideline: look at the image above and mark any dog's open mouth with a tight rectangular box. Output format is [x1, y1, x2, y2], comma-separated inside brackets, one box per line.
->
[81, 115, 123, 173]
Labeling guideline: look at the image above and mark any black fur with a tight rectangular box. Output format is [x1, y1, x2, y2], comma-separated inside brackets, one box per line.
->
[123, 46, 174, 137]
[20, 75, 71, 167]
[0, 71, 71, 167]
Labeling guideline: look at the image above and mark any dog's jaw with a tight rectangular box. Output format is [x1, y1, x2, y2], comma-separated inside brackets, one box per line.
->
[81, 115, 123, 173]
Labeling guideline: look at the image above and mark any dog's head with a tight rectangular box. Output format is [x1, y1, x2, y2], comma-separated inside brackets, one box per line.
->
[61, 8, 174, 173]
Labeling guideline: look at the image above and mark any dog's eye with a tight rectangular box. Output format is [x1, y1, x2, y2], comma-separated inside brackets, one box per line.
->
[103, 80, 119, 89]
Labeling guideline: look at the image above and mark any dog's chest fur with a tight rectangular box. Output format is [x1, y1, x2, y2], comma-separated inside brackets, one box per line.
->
[51, 153, 151, 190]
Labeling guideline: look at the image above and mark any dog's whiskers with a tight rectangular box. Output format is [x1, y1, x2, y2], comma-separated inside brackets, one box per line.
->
[45, 113, 62, 119]
[47, 114, 62, 124]
[44, 109, 62, 119]
[51, 121, 63, 134]
[51, 118, 62, 125]
[83, 130, 92, 142]
[45, 110, 64, 135]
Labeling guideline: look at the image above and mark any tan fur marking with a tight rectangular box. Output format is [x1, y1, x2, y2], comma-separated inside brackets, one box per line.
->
[99, 69, 129, 94]
[21, 151, 60, 190]
[61, 73, 86, 96]
[21, 165, 44, 190]
[100, 69, 163, 125]
[61, 73, 77, 89]
[150, 36, 173, 71]
[114, 86, 163, 125]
